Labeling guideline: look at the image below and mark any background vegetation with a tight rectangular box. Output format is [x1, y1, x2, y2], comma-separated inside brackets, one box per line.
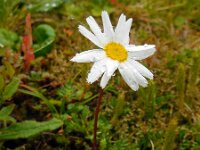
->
[0, 0, 199, 149]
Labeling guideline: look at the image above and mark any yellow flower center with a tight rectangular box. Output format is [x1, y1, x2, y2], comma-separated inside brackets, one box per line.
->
[104, 42, 128, 62]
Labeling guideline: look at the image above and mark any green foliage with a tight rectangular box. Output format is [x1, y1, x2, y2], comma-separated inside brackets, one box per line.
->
[33, 24, 55, 43]
[2, 78, 20, 101]
[64, 104, 92, 135]
[57, 82, 77, 99]
[174, 16, 185, 28]
[110, 139, 137, 150]
[57, 82, 91, 101]
[139, 81, 156, 119]
[0, 0, 21, 27]
[176, 64, 185, 110]
[162, 118, 178, 150]
[3, 62, 15, 78]
[90, 3, 113, 17]
[0, 75, 4, 91]
[0, 104, 16, 123]
[0, 28, 20, 51]
[155, 92, 174, 105]
[0, 77, 20, 105]
[58, 3, 83, 18]
[111, 92, 126, 125]
[0, 118, 63, 140]
[188, 50, 200, 94]
[18, 85, 57, 114]
[27, 0, 64, 12]
[33, 24, 56, 57]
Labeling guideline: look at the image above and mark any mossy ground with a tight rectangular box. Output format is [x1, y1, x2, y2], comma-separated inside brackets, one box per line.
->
[0, 0, 200, 149]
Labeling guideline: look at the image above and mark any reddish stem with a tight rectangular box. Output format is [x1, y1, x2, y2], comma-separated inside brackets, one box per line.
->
[93, 88, 104, 150]
[22, 13, 35, 71]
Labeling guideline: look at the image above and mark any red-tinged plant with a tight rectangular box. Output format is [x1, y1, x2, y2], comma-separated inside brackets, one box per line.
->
[22, 13, 35, 71]
[109, 0, 118, 5]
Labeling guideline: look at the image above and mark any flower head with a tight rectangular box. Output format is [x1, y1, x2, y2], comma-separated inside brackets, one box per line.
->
[71, 11, 156, 91]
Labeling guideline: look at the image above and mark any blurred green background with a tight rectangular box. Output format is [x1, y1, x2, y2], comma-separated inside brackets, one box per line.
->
[0, 0, 199, 149]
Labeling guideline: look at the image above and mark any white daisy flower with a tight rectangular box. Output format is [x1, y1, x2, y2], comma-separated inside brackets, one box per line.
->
[71, 11, 156, 91]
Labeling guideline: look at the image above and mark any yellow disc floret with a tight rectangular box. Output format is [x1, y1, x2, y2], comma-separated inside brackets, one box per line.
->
[104, 42, 128, 62]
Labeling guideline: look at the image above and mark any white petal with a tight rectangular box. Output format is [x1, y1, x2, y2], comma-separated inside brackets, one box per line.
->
[86, 17, 108, 45]
[123, 18, 133, 45]
[100, 73, 111, 88]
[119, 63, 139, 91]
[96, 33, 109, 46]
[100, 58, 119, 88]
[105, 58, 119, 76]
[86, 16, 102, 35]
[70, 49, 105, 63]
[86, 16, 109, 46]
[125, 61, 148, 87]
[127, 44, 156, 60]
[114, 14, 126, 43]
[115, 14, 126, 34]
[78, 25, 103, 48]
[101, 11, 114, 41]
[128, 59, 153, 79]
[87, 59, 106, 83]
[114, 17, 132, 45]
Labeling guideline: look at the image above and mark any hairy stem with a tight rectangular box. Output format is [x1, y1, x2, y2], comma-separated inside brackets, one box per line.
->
[93, 88, 104, 150]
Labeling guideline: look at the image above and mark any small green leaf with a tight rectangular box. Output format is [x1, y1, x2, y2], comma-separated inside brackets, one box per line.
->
[4, 62, 15, 78]
[0, 104, 15, 116]
[2, 77, 20, 102]
[33, 24, 56, 57]
[33, 24, 55, 43]
[174, 16, 185, 27]
[0, 28, 20, 50]
[0, 75, 4, 91]
[0, 104, 16, 123]
[34, 38, 54, 57]
[0, 116, 16, 123]
[0, 118, 63, 140]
